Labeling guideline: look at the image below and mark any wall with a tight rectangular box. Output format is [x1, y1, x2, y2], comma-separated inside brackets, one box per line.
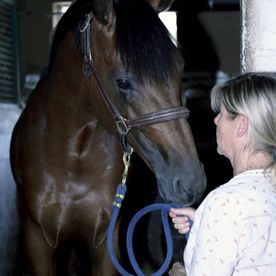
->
[199, 11, 240, 77]
[17, 0, 52, 101]
[0, 103, 21, 275]
[0, 3, 22, 275]
[0, 1, 61, 273]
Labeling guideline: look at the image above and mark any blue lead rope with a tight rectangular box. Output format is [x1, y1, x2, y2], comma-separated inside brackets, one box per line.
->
[107, 182, 130, 276]
[107, 182, 192, 276]
[127, 203, 174, 276]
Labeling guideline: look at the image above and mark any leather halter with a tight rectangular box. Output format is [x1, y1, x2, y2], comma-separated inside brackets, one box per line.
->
[79, 13, 190, 151]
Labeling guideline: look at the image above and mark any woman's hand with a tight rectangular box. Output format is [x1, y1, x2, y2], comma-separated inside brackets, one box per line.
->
[169, 207, 195, 234]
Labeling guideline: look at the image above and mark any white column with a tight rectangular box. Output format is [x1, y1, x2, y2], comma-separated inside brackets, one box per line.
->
[241, 0, 276, 72]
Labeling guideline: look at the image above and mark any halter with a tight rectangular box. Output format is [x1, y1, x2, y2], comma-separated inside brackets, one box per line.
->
[79, 13, 190, 152]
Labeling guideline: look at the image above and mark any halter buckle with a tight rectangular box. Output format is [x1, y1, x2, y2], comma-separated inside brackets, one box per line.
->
[116, 115, 131, 135]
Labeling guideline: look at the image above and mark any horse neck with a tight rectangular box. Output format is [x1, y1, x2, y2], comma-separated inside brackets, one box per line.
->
[44, 32, 118, 144]
[46, 33, 96, 126]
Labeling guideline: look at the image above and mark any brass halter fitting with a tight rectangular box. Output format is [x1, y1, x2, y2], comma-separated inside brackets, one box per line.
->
[115, 115, 131, 135]
[121, 149, 133, 185]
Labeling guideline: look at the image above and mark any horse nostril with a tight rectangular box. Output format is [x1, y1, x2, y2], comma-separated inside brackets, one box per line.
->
[173, 178, 181, 190]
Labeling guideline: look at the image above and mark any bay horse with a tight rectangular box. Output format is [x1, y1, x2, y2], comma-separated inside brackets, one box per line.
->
[10, 0, 206, 274]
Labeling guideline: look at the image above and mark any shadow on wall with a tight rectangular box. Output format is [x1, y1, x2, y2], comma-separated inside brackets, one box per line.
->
[0, 103, 22, 275]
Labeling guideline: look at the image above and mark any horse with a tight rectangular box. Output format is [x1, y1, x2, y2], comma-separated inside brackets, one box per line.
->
[10, 0, 206, 274]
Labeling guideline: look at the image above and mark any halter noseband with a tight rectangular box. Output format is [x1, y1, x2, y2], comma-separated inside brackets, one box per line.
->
[79, 13, 190, 152]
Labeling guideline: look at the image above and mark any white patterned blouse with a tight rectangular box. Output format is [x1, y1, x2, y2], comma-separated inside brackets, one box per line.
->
[184, 169, 276, 276]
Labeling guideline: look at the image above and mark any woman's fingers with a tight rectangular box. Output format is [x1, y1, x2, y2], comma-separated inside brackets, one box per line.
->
[169, 207, 195, 235]
[171, 216, 189, 224]
[172, 221, 191, 234]
[169, 207, 196, 221]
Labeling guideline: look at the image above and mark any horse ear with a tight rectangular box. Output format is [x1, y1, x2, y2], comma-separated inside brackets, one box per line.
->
[91, 0, 113, 24]
[144, 0, 174, 12]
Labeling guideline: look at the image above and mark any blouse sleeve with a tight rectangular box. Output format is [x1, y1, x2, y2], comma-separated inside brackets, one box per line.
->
[184, 190, 246, 276]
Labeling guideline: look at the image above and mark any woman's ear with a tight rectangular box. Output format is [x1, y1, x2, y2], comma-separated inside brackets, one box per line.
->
[236, 114, 249, 138]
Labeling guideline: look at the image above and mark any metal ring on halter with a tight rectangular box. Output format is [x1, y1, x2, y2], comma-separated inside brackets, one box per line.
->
[79, 13, 93, 33]
[116, 115, 134, 154]
[116, 115, 131, 135]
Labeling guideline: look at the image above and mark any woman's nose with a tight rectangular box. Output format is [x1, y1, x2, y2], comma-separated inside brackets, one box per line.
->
[214, 115, 219, 125]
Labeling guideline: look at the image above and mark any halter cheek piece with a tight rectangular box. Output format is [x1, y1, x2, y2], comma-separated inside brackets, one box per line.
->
[79, 13, 190, 153]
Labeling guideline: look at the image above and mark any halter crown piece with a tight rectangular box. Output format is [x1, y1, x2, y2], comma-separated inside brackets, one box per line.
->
[79, 13, 192, 275]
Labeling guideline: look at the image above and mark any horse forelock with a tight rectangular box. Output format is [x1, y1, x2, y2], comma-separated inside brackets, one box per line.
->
[115, 0, 179, 85]
[44, 0, 180, 86]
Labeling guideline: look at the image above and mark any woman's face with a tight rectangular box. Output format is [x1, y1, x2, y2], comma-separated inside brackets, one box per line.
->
[214, 104, 237, 159]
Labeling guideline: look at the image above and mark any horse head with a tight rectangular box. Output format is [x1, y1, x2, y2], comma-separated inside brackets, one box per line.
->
[78, 0, 207, 206]
[48, 0, 206, 206]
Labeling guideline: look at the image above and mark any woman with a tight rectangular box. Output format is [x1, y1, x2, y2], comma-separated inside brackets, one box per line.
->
[169, 72, 276, 275]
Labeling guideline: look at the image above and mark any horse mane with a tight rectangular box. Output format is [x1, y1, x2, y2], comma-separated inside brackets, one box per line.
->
[115, 0, 179, 84]
[44, 0, 179, 85]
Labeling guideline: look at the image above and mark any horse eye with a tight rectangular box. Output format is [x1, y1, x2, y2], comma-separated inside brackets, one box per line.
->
[116, 79, 132, 90]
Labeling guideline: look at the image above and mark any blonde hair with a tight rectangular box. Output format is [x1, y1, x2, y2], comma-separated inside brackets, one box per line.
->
[211, 72, 276, 188]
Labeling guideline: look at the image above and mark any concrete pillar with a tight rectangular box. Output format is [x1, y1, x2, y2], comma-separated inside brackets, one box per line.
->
[241, 0, 276, 72]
